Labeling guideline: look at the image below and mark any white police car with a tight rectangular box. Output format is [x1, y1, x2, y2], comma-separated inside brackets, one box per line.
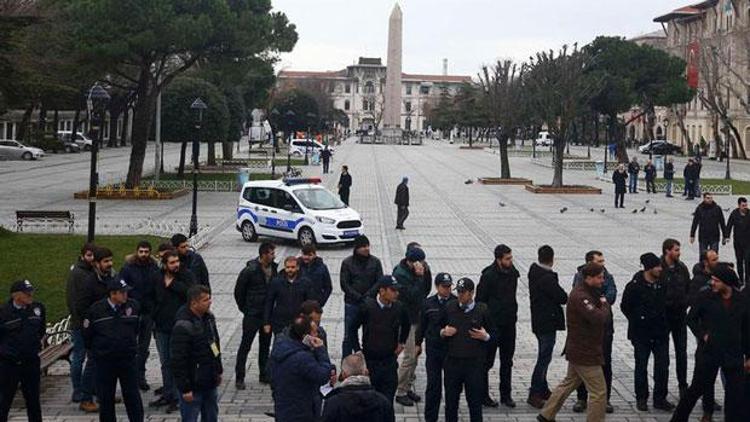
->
[236, 177, 363, 246]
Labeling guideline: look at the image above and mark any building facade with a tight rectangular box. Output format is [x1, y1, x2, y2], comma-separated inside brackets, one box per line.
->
[277, 57, 472, 132]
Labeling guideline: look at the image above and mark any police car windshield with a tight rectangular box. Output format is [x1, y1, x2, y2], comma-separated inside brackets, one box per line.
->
[294, 188, 346, 210]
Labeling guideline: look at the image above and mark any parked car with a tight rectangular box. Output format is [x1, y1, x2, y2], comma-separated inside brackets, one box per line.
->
[638, 140, 682, 155]
[58, 131, 93, 151]
[0, 139, 45, 160]
[289, 139, 332, 157]
[535, 131, 553, 147]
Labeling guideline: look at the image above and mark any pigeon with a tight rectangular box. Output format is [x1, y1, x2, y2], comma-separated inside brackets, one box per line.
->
[645, 200, 650, 204]
[590, 208, 595, 212]
[560, 207, 568, 213]
[653, 209, 658, 215]
[723, 208, 731, 212]
[464, 179, 474, 185]
[632, 209, 638, 214]
[498, 202, 506, 207]
[600, 209, 605, 213]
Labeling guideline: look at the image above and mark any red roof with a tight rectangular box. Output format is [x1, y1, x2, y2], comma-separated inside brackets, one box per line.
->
[654, 0, 718, 23]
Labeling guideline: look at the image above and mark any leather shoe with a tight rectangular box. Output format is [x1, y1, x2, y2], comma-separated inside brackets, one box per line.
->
[235, 380, 246, 390]
[542, 390, 552, 400]
[166, 401, 179, 414]
[395, 395, 415, 406]
[527, 394, 546, 409]
[711, 402, 722, 412]
[149, 396, 171, 408]
[79, 401, 99, 413]
[138, 379, 150, 392]
[537, 415, 554, 422]
[572, 399, 587, 413]
[259, 374, 270, 384]
[483, 397, 499, 408]
[406, 391, 421, 403]
[606, 402, 614, 413]
[653, 399, 675, 411]
[501, 397, 516, 408]
[636, 399, 649, 411]
[154, 386, 164, 396]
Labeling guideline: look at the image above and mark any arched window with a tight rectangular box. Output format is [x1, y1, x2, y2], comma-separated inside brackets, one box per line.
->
[364, 81, 375, 94]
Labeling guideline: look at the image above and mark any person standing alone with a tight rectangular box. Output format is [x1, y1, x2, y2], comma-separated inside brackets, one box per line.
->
[338, 165, 352, 205]
[628, 157, 640, 193]
[321, 145, 332, 174]
[612, 164, 627, 209]
[394, 177, 410, 230]
[644, 159, 657, 193]
[664, 157, 675, 197]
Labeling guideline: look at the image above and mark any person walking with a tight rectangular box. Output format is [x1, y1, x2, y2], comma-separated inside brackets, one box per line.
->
[298, 245, 333, 307]
[690, 192, 727, 254]
[670, 263, 749, 422]
[320, 145, 332, 174]
[644, 159, 657, 193]
[476, 244, 520, 408]
[394, 176, 410, 230]
[620, 253, 674, 412]
[441, 278, 495, 422]
[0, 280, 46, 422]
[233, 242, 277, 388]
[416, 273, 456, 422]
[321, 353, 395, 422]
[694, 156, 704, 198]
[65, 243, 97, 407]
[340, 235, 384, 358]
[83, 278, 144, 422]
[171, 234, 210, 289]
[171, 286, 222, 422]
[725, 197, 750, 285]
[660, 239, 692, 398]
[338, 165, 352, 205]
[263, 256, 314, 336]
[628, 156, 641, 193]
[352, 276, 410, 403]
[537, 263, 610, 422]
[119, 240, 159, 391]
[612, 164, 627, 208]
[527, 246, 568, 409]
[664, 157, 675, 197]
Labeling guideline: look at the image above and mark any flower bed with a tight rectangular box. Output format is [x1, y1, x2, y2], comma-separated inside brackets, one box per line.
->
[525, 184, 602, 194]
[478, 177, 533, 185]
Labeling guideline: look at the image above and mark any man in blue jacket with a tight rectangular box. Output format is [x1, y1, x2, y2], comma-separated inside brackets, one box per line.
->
[298, 245, 333, 308]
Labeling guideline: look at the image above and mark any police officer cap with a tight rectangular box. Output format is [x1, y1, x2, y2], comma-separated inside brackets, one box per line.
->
[10, 279, 35, 294]
[454, 278, 475, 293]
[712, 263, 740, 288]
[107, 278, 133, 292]
[377, 275, 400, 290]
[434, 272, 453, 286]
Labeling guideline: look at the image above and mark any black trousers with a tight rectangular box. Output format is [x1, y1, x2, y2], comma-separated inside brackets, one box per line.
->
[632, 339, 669, 402]
[577, 329, 613, 401]
[322, 159, 330, 174]
[615, 192, 624, 208]
[484, 324, 516, 400]
[424, 348, 446, 422]
[95, 357, 143, 422]
[136, 315, 153, 382]
[367, 355, 398, 404]
[646, 179, 656, 193]
[667, 317, 688, 389]
[733, 243, 750, 285]
[671, 352, 744, 422]
[339, 188, 350, 206]
[444, 356, 483, 422]
[396, 206, 409, 228]
[235, 314, 271, 382]
[0, 359, 42, 422]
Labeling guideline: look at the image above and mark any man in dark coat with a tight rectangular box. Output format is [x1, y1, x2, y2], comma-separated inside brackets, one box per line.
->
[527, 246, 567, 409]
[171, 234, 210, 290]
[298, 245, 333, 307]
[233, 242, 277, 388]
[338, 165, 352, 205]
[263, 256, 314, 335]
[321, 352, 395, 422]
[627, 156, 640, 193]
[684, 158, 697, 199]
[394, 176, 410, 230]
[476, 244, 520, 408]
[664, 157, 675, 197]
[644, 159, 657, 193]
[612, 164, 627, 208]
[65, 243, 96, 406]
[725, 197, 750, 284]
[320, 145, 332, 174]
[690, 192, 727, 254]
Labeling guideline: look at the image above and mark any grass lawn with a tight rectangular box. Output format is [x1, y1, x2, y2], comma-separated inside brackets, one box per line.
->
[655, 178, 750, 194]
[0, 228, 165, 322]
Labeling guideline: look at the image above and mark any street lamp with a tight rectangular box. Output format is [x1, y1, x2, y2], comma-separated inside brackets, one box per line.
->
[285, 110, 295, 173]
[86, 83, 110, 243]
[305, 112, 316, 165]
[189, 97, 207, 238]
[270, 108, 280, 179]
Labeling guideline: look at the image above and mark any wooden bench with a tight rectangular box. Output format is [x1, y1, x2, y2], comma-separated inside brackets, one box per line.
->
[16, 210, 75, 233]
[40, 315, 73, 375]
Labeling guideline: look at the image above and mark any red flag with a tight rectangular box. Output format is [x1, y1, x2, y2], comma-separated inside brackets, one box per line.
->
[687, 41, 700, 89]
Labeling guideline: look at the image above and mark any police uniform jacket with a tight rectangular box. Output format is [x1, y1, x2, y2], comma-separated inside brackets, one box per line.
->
[355, 297, 410, 360]
[171, 306, 223, 393]
[620, 271, 669, 342]
[0, 300, 46, 363]
[441, 300, 495, 359]
[687, 289, 750, 368]
[234, 258, 277, 317]
[416, 294, 456, 353]
[82, 298, 140, 360]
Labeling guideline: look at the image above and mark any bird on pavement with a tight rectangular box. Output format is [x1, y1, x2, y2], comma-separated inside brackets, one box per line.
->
[653, 209, 658, 215]
[600, 209, 606, 213]
[640, 207, 647, 213]
[464, 179, 474, 185]
[632, 209, 638, 214]
[498, 202, 506, 207]
[590, 208, 595, 212]
[560, 207, 568, 213]
[645, 199, 650, 204]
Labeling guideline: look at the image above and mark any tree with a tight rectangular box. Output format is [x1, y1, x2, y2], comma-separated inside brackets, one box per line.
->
[63, 0, 297, 187]
[268, 89, 319, 136]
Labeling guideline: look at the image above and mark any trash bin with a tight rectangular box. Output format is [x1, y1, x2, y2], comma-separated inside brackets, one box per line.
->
[654, 155, 664, 171]
[237, 167, 251, 191]
[595, 161, 605, 177]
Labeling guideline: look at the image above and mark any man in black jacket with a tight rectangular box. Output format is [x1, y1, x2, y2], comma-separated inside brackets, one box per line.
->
[322, 352, 395, 422]
[298, 244, 333, 307]
[725, 197, 750, 285]
[234, 242, 276, 388]
[416, 273, 456, 422]
[476, 244, 520, 408]
[119, 240, 159, 391]
[660, 239, 692, 398]
[628, 156, 640, 193]
[621, 253, 674, 412]
[171, 234, 210, 290]
[340, 235, 384, 357]
[527, 245, 568, 409]
[690, 193, 727, 254]
[338, 165, 352, 205]
[684, 158, 697, 199]
[670, 263, 750, 422]
[664, 157, 675, 197]
[394, 177, 410, 230]
[612, 164, 627, 208]
[263, 256, 314, 335]
[644, 159, 657, 193]
[83, 278, 143, 422]
[150, 250, 196, 412]
[690, 250, 719, 305]
[352, 275, 410, 403]
[171, 285, 222, 422]
[65, 242, 96, 406]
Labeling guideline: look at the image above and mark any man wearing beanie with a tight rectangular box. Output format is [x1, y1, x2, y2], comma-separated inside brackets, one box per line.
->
[671, 263, 750, 422]
[340, 235, 384, 358]
[621, 252, 674, 412]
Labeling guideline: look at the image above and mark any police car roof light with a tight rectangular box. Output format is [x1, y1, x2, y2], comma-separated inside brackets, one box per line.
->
[284, 177, 322, 186]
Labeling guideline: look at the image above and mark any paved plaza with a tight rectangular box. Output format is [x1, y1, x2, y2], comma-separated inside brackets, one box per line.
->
[4, 138, 740, 421]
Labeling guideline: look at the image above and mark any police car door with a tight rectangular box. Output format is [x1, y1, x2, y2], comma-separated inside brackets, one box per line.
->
[247, 187, 275, 236]
[271, 189, 306, 238]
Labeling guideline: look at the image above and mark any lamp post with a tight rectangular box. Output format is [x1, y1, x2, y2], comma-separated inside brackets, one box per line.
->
[724, 125, 731, 180]
[189, 98, 207, 238]
[285, 110, 295, 173]
[305, 112, 316, 165]
[270, 108, 280, 179]
[86, 83, 110, 243]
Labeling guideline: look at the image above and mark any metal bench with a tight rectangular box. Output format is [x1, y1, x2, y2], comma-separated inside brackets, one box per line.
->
[16, 210, 75, 233]
[40, 315, 73, 375]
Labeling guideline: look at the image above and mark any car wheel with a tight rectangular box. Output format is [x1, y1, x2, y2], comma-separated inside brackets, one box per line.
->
[241, 221, 258, 242]
[84, 145, 91, 151]
[65, 146, 72, 153]
[297, 226, 316, 247]
[21, 151, 32, 160]
[292, 151, 302, 157]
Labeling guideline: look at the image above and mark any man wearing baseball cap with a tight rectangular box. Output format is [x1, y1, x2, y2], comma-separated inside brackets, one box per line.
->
[0, 280, 46, 422]
[415, 273, 456, 422]
[671, 263, 750, 422]
[83, 277, 144, 422]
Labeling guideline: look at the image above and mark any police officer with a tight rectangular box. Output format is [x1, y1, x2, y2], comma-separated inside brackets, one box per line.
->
[416, 273, 456, 422]
[440, 278, 494, 422]
[83, 278, 144, 422]
[0, 280, 45, 422]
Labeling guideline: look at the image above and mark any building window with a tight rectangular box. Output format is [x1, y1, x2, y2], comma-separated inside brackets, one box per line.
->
[329, 84, 335, 93]
[406, 84, 412, 95]
[405, 102, 412, 112]
[364, 81, 375, 94]
[344, 100, 350, 111]
[419, 85, 430, 95]
[345, 83, 351, 94]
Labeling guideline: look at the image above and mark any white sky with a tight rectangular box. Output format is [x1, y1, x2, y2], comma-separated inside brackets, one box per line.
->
[271, 0, 692, 77]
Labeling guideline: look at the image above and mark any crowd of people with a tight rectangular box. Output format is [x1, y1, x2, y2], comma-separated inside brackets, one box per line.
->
[612, 155, 706, 207]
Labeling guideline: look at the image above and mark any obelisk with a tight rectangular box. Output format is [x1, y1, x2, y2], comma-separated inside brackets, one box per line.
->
[383, 3, 403, 143]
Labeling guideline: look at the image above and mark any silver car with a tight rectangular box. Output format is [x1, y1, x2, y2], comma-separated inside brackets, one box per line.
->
[0, 140, 45, 160]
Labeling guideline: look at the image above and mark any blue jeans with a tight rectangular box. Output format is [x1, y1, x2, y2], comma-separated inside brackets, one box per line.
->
[155, 331, 179, 401]
[665, 179, 673, 196]
[70, 329, 96, 402]
[342, 303, 361, 358]
[530, 332, 556, 396]
[179, 388, 218, 422]
[628, 173, 638, 193]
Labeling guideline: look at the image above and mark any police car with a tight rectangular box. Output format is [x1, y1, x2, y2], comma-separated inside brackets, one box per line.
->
[236, 177, 363, 247]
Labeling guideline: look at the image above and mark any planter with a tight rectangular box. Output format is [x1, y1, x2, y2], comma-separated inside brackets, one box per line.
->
[459, 146, 486, 150]
[74, 186, 190, 200]
[525, 184, 602, 194]
[478, 177, 533, 185]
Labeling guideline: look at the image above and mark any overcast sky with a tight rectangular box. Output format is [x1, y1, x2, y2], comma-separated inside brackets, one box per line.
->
[271, 0, 690, 76]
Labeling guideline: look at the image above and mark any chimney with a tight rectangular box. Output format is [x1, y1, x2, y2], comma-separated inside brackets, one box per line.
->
[442, 58, 448, 76]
